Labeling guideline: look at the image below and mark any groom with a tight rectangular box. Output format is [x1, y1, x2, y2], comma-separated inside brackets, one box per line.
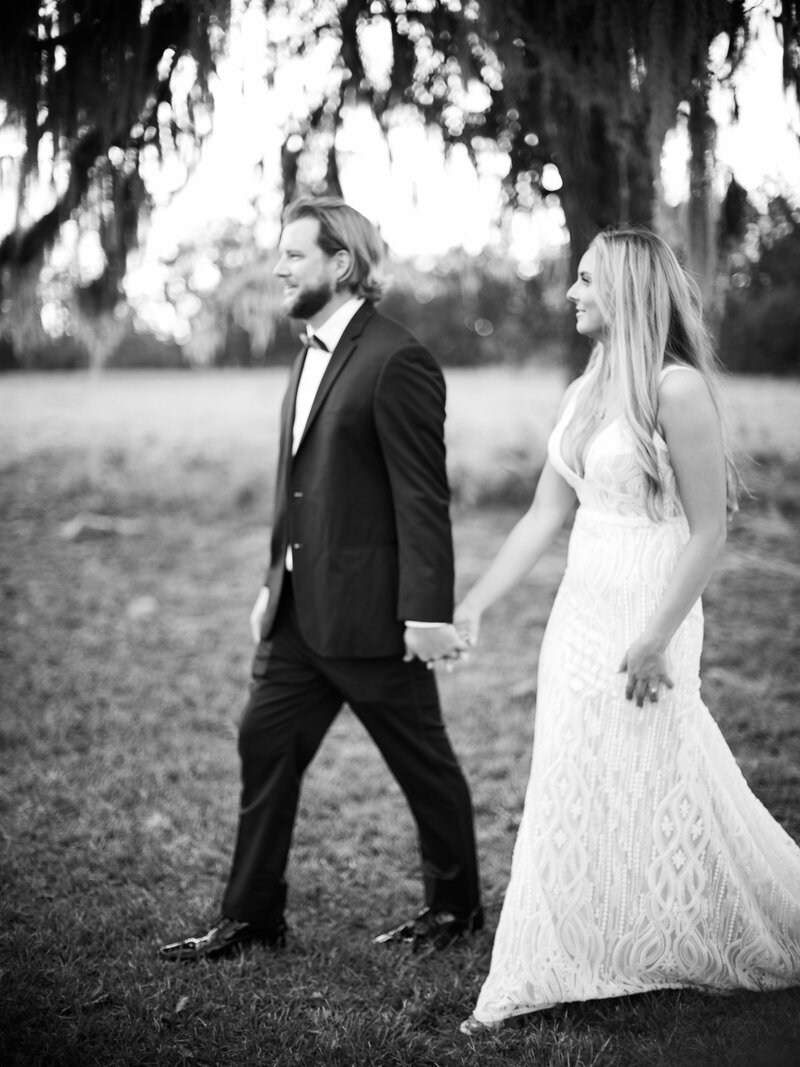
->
[160, 196, 483, 960]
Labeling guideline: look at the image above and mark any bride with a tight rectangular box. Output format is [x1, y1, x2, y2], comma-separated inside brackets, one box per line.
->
[455, 227, 800, 1034]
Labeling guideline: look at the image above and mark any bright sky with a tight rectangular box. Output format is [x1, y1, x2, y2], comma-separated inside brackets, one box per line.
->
[134, 1, 517, 264]
[137, 1, 799, 267]
[661, 4, 800, 208]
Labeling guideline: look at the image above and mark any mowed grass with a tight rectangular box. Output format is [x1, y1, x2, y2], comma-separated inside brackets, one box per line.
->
[1, 367, 799, 1067]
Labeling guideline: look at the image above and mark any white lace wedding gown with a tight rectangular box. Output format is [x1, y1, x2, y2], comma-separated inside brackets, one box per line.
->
[473, 371, 800, 1024]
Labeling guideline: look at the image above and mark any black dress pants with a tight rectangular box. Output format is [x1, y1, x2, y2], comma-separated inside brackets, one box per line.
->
[220, 578, 481, 929]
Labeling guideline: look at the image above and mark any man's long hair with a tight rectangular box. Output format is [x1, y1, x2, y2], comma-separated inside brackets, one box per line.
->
[569, 227, 741, 519]
[282, 196, 386, 303]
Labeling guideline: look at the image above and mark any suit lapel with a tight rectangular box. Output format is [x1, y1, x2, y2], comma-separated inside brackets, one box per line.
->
[280, 346, 307, 458]
[295, 302, 373, 455]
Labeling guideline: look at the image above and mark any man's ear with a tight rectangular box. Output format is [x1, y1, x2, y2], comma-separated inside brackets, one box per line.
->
[334, 248, 352, 285]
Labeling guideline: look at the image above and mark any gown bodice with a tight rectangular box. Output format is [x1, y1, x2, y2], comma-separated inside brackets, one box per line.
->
[547, 376, 685, 522]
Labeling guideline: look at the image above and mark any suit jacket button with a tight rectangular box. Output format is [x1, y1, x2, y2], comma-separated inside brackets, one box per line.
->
[293, 491, 303, 498]
[292, 542, 302, 550]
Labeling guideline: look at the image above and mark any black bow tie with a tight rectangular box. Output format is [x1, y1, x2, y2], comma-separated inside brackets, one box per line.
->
[300, 332, 329, 352]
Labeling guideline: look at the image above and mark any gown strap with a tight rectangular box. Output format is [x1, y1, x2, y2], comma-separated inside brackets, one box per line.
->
[659, 363, 697, 382]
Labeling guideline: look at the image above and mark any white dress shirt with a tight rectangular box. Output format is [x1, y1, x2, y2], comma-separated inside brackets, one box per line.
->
[291, 297, 364, 454]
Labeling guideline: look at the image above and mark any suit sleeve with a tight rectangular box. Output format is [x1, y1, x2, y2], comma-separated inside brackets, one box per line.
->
[373, 344, 455, 623]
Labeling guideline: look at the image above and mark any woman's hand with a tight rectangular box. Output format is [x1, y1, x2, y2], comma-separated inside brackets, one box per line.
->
[619, 637, 675, 707]
[454, 599, 483, 649]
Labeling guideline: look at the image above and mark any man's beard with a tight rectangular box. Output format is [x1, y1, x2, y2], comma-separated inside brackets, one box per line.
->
[287, 279, 335, 321]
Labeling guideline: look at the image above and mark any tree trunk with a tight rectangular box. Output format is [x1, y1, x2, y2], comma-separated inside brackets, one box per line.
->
[686, 77, 717, 310]
[551, 96, 655, 376]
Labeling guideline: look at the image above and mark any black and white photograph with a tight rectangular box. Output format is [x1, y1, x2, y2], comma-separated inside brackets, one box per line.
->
[2, 2, 799, 1065]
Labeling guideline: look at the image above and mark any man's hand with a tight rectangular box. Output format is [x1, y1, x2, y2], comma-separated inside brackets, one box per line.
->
[249, 586, 270, 644]
[403, 623, 469, 667]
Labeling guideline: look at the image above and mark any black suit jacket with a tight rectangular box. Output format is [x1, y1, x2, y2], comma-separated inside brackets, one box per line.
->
[261, 302, 454, 659]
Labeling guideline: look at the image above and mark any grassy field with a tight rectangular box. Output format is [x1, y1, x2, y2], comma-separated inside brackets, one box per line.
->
[2, 367, 799, 1067]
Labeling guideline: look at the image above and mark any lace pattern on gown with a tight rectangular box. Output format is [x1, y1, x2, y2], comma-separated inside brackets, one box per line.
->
[473, 370, 800, 1023]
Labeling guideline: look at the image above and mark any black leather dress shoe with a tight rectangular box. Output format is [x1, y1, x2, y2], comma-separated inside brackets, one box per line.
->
[373, 906, 484, 950]
[158, 917, 287, 961]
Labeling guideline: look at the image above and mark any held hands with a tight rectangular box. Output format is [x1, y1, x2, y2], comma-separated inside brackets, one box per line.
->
[402, 600, 483, 672]
[619, 636, 675, 707]
[249, 586, 270, 644]
[403, 623, 469, 671]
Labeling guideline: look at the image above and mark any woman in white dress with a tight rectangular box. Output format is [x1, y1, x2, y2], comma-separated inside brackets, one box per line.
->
[455, 228, 800, 1035]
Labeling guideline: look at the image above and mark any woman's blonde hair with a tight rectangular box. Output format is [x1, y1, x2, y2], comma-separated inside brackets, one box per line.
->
[570, 226, 741, 518]
[282, 196, 386, 302]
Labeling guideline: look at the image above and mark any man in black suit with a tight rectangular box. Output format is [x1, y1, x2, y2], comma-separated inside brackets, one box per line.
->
[160, 196, 482, 960]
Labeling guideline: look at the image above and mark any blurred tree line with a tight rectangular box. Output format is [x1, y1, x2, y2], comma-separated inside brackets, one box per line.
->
[0, 1, 798, 374]
[717, 193, 800, 375]
[0, 237, 572, 370]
